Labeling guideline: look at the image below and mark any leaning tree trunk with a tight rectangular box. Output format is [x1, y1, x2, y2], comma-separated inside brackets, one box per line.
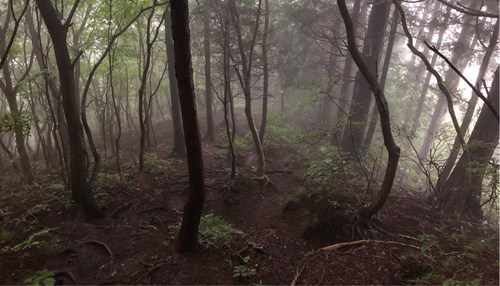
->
[164, 8, 186, 158]
[338, 0, 400, 219]
[442, 67, 499, 220]
[170, 0, 206, 253]
[35, 0, 103, 220]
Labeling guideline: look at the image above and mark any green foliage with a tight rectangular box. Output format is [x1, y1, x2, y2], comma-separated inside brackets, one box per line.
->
[233, 136, 251, 153]
[0, 111, 32, 138]
[303, 145, 343, 187]
[23, 270, 56, 286]
[95, 172, 122, 189]
[198, 214, 236, 248]
[233, 256, 257, 278]
[171, 214, 236, 248]
[265, 125, 303, 149]
[143, 153, 179, 173]
[443, 277, 481, 286]
[2, 228, 53, 253]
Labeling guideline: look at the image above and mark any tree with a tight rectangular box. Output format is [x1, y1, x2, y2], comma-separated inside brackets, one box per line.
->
[0, 4, 35, 184]
[259, 0, 269, 143]
[164, 8, 185, 158]
[441, 67, 499, 219]
[340, 0, 391, 156]
[35, 0, 103, 220]
[230, 0, 266, 176]
[418, 1, 481, 159]
[337, 0, 400, 220]
[203, 9, 215, 142]
[170, 0, 206, 252]
[439, 19, 499, 183]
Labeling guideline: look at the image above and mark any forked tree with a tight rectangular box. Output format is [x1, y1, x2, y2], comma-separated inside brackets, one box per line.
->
[35, 0, 103, 220]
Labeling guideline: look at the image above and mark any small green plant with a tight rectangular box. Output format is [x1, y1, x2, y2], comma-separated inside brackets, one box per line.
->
[95, 172, 121, 190]
[233, 136, 251, 153]
[233, 256, 257, 278]
[418, 234, 438, 261]
[143, 153, 178, 173]
[46, 183, 65, 192]
[198, 214, 236, 247]
[171, 214, 236, 248]
[443, 277, 481, 286]
[23, 269, 56, 286]
[2, 228, 53, 252]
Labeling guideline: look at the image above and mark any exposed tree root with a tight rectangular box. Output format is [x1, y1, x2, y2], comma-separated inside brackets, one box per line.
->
[53, 269, 78, 285]
[80, 240, 114, 261]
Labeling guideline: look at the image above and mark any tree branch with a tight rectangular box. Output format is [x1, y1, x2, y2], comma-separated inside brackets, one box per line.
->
[424, 41, 499, 122]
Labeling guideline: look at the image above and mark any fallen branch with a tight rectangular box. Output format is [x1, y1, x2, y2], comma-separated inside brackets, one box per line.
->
[320, 239, 420, 251]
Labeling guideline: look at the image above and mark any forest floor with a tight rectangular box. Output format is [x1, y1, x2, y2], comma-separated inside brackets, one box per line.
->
[0, 128, 499, 285]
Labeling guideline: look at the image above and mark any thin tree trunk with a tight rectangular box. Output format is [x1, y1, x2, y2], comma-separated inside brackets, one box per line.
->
[259, 0, 269, 143]
[170, 0, 206, 253]
[408, 6, 451, 138]
[338, 0, 401, 219]
[203, 13, 215, 142]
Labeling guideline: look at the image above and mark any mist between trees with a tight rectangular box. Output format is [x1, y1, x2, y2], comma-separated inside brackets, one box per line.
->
[0, 0, 498, 284]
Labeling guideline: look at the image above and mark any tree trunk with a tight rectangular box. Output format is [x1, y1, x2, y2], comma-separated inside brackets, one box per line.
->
[439, 19, 499, 183]
[0, 64, 35, 184]
[442, 67, 499, 219]
[338, 0, 400, 219]
[170, 0, 206, 253]
[35, 0, 103, 220]
[362, 6, 399, 151]
[259, 0, 269, 143]
[203, 13, 215, 142]
[408, 6, 450, 138]
[340, 0, 391, 156]
[164, 8, 186, 158]
[230, 0, 266, 176]
[418, 1, 481, 159]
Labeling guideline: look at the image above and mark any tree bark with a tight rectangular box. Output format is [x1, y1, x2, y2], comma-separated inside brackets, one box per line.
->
[230, 0, 266, 176]
[408, 6, 451, 138]
[439, 19, 499, 183]
[259, 0, 269, 144]
[340, 0, 391, 156]
[35, 0, 103, 220]
[164, 8, 186, 158]
[442, 67, 499, 219]
[362, 6, 399, 150]
[170, 0, 206, 253]
[203, 12, 215, 142]
[338, 0, 400, 219]
[418, 1, 481, 159]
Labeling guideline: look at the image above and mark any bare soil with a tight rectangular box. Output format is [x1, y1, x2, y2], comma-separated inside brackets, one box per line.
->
[0, 135, 498, 285]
